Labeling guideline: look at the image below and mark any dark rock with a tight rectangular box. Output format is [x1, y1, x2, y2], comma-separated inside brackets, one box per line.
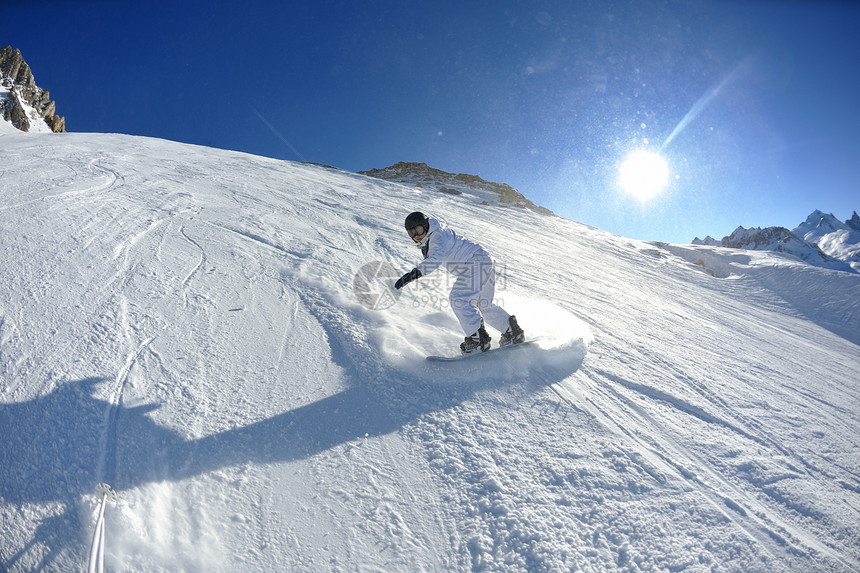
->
[0, 45, 65, 133]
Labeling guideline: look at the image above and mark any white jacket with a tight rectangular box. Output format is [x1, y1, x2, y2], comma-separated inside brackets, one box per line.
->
[415, 218, 490, 276]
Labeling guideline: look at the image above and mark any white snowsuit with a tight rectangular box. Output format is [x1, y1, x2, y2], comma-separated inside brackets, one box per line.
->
[415, 218, 512, 336]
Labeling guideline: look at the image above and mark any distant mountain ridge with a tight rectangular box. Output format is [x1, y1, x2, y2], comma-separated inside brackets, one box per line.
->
[0, 45, 65, 133]
[693, 209, 860, 272]
[794, 210, 860, 264]
[360, 161, 554, 215]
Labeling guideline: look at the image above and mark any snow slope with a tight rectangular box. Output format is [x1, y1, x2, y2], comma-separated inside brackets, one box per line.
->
[1, 132, 859, 572]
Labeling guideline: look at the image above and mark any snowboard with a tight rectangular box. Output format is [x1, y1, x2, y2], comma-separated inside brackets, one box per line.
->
[426, 338, 542, 362]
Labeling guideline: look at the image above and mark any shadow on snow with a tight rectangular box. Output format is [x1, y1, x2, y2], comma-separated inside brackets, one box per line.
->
[0, 339, 585, 569]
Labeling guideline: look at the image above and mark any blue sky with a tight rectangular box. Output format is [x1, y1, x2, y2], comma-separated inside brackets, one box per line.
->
[7, 0, 860, 243]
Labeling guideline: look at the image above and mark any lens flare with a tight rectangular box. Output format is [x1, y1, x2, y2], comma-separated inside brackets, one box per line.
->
[619, 151, 669, 201]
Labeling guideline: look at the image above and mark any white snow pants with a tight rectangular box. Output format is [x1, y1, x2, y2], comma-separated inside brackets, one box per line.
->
[448, 252, 512, 336]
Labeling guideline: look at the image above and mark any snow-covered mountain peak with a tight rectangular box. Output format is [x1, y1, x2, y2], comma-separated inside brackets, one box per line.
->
[796, 209, 847, 237]
[792, 210, 860, 268]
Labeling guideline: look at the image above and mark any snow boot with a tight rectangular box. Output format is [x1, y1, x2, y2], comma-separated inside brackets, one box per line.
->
[499, 315, 525, 347]
[460, 324, 491, 354]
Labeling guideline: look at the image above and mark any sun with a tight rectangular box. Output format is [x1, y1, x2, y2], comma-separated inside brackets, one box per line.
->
[618, 150, 669, 201]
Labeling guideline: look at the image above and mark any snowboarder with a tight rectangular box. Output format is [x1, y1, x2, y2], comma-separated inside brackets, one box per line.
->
[394, 211, 525, 354]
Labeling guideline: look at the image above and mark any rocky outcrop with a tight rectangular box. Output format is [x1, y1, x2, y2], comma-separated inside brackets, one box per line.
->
[360, 162, 554, 215]
[0, 45, 65, 133]
[691, 235, 719, 246]
[847, 211, 860, 233]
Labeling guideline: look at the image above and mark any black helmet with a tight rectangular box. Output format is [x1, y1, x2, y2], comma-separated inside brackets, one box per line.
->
[404, 211, 429, 232]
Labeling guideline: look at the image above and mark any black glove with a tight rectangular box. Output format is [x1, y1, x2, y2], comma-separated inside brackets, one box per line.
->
[394, 268, 421, 289]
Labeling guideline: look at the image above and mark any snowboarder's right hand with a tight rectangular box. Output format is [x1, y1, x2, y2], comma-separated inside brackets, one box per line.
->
[394, 268, 421, 289]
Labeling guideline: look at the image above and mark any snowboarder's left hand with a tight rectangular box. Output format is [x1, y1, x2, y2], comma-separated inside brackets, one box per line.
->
[395, 268, 421, 289]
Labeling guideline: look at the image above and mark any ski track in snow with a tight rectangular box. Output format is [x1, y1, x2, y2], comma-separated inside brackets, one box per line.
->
[1, 133, 858, 572]
[97, 336, 155, 484]
[558, 368, 854, 569]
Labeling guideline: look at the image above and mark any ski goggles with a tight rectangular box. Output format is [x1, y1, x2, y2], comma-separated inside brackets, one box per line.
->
[407, 225, 426, 239]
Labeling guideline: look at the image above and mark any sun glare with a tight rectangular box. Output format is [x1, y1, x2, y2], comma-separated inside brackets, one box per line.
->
[619, 151, 669, 201]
